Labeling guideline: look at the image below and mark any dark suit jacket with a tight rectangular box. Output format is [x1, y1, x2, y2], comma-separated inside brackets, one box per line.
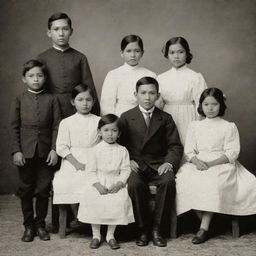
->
[119, 106, 183, 173]
[9, 90, 61, 158]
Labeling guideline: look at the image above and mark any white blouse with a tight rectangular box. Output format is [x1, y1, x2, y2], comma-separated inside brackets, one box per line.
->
[100, 63, 156, 116]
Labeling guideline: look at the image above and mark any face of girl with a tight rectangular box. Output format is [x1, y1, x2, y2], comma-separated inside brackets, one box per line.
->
[22, 67, 46, 92]
[71, 90, 94, 115]
[202, 96, 220, 118]
[121, 42, 143, 66]
[99, 122, 120, 144]
[168, 43, 187, 68]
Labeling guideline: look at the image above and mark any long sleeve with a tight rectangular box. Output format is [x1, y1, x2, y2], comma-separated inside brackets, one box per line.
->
[86, 148, 99, 185]
[117, 148, 131, 184]
[51, 96, 61, 150]
[164, 115, 184, 172]
[56, 120, 71, 158]
[184, 121, 198, 161]
[192, 73, 207, 118]
[100, 71, 118, 115]
[223, 123, 240, 163]
[8, 97, 21, 154]
[81, 55, 100, 115]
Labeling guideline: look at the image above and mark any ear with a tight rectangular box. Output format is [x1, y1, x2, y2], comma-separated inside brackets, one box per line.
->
[70, 99, 75, 106]
[70, 28, 73, 36]
[120, 50, 124, 59]
[47, 30, 52, 38]
[98, 129, 102, 137]
[141, 50, 144, 57]
[134, 91, 138, 97]
[22, 77, 26, 84]
[156, 92, 160, 100]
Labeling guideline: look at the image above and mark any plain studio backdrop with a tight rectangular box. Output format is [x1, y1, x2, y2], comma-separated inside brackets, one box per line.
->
[0, 0, 255, 194]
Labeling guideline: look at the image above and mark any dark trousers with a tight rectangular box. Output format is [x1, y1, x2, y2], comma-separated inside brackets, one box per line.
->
[17, 155, 53, 228]
[128, 167, 176, 231]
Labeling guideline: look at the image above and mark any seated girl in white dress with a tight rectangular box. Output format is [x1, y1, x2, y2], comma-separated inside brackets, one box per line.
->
[78, 114, 134, 250]
[176, 88, 256, 244]
[100, 34, 156, 116]
[157, 37, 207, 145]
[53, 84, 100, 219]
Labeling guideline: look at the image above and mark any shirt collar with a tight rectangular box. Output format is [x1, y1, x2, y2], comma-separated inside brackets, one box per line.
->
[139, 105, 155, 114]
[53, 45, 70, 52]
[27, 89, 44, 94]
[123, 62, 139, 70]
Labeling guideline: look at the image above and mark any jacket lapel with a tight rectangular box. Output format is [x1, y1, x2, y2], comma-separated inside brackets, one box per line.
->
[142, 108, 162, 148]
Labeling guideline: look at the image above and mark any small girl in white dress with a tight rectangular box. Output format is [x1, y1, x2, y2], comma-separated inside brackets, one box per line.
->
[53, 84, 100, 217]
[100, 34, 156, 116]
[78, 114, 134, 250]
[176, 88, 256, 244]
[157, 37, 207, 145]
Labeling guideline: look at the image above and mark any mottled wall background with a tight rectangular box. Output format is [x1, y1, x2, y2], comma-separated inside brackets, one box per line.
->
[0, 0, 255, 193]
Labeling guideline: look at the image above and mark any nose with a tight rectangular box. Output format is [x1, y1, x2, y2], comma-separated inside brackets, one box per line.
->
[34, 76, 39, 81]
[59, 29, 64, 36]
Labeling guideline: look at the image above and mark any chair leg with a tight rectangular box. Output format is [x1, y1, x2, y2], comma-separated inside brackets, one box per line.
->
[170, 208, 177, 238]
[59, 204, 67, 239]
[232, 217, 240, 238]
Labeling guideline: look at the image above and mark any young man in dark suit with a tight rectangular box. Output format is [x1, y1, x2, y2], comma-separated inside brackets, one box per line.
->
[119, 76, 183, 247]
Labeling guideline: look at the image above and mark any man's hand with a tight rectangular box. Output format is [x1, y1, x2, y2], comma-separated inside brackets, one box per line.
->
[13, 152, 26, 166]
[130, 160, 139, 173]
[157, 163, 173, 175]
[46, 150, 58, 166]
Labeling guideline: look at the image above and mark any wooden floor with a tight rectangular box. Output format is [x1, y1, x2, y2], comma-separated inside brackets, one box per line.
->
[0, 194, 256, 256]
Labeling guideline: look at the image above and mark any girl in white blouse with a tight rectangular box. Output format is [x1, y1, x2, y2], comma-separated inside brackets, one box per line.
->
[53, 84, 100, 218]
[176, 88, 256, 244]
[100, 35, 156, 116]
[157, 37, 207, 145]
[78, 114, 134, 250]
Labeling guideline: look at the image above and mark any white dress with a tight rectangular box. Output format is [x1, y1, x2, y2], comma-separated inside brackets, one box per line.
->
[176, 117, 256, 216]
[78, 141, 134, 225]
[53, 113, 100, 204]
[100, 63, 156, 116]
[157, 65, 207, 145]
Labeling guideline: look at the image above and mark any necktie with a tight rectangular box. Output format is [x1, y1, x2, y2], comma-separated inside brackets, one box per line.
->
[144, 112, 151, 128]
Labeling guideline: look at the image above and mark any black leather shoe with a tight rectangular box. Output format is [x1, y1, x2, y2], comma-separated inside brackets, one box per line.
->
[89, 238, 101, 249]
[21, 227, 35, 242]
[152, 230, 167, 247]
[136, 233, 149, 246]
[192, 229, 208, 244]
[36, 227, 50, 241]
[108, 238, 120, 249]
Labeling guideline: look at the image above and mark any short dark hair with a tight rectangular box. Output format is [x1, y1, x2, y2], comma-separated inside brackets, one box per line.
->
[121, 34, 144, 52]
[71, 84, 96, 101]
[198, 88, 227, 117]
[98, 114, 121, 131]
[136, 76, 159, 92]
[48, 12, 72, 29]
[162, 36, 193, 64]
[22, 59, 47, 77]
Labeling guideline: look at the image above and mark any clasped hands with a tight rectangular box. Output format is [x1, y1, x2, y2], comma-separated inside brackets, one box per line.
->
[93, 181, 124, 195]
[130, 160, 173, 175]
[191, 156, 210, 171]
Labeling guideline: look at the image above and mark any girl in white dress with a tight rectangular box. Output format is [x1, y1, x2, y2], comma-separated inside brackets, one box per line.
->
[176, 88, 256, 244]
[78, 114, 134, 250]
[53, 84, 100, 218]
[157, 37, 207, 145]
[100, 34, 156, 116]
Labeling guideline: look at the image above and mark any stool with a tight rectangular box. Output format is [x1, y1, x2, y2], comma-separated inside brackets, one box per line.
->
[149, 185, 177, 238]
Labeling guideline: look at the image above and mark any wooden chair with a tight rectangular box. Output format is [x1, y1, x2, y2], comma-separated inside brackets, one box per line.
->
[149, 185, 177, 238]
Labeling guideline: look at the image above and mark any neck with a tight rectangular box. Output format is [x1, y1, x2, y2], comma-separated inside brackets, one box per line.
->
[27, 89, 44, 94]
[53, 44, 70, 52]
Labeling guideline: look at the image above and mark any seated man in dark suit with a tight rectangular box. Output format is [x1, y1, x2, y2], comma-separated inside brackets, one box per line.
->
[119, 76, 183, 247]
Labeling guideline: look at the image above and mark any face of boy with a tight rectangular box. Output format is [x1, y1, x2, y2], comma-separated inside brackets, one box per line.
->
[134, 84, 159, 110]
[47, 19, 73, 49]
[22, 67, 45, 92]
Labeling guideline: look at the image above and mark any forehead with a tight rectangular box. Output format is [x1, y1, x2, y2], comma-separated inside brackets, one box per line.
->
[137, 83, 157, 92]
[169, 43, 185, 51]
[75, 91, 92, 99]
[124, 41, 141, 50]
[50, 19, 70, 28]
[203, 96, 219, 103]
[25, 67, 43, 75]
[101, 122, 119, 129]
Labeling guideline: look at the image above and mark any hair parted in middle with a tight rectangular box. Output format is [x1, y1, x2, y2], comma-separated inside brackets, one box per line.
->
[121, 34, 144, 52]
